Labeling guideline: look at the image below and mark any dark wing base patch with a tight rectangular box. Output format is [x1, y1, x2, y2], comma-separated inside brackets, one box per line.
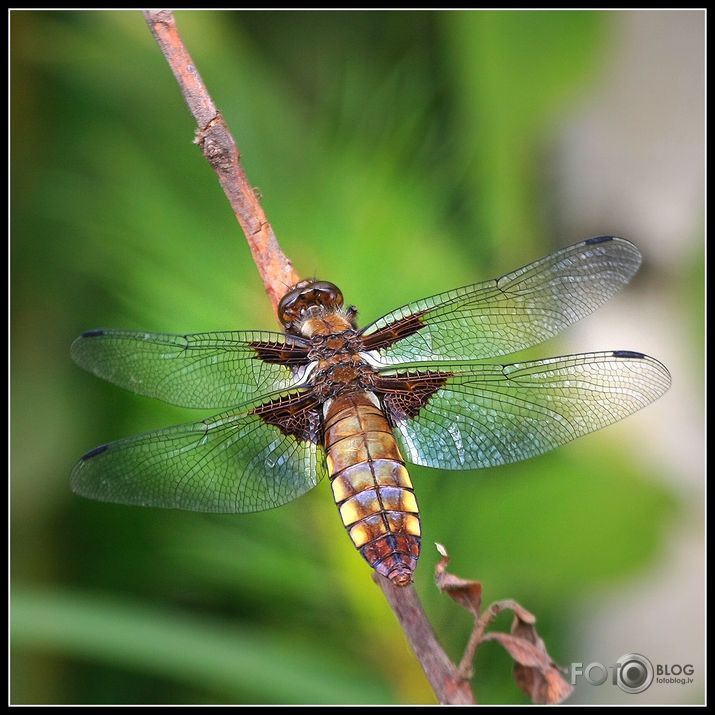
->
[251, 393, 323, 443]
[359, 311, 427, 351]
[375, 372, 451, 425]
[249, 340, 311, 365]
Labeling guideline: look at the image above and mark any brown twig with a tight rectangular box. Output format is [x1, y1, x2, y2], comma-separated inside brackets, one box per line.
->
[458, 599, 522, 679]
[143, 10, 299, 314]
[373, 575, 475, 704]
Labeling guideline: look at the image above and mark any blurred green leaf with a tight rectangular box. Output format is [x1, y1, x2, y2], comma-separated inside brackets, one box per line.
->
[11, 587, 392, 704]
[443, 11, 607, 264]
[418, 440, 677, 605]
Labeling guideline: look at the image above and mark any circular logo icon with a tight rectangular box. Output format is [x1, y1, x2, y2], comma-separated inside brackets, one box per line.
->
[616, 653, 654, 694]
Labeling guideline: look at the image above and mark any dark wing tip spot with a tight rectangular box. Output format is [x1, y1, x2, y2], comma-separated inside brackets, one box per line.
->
[81, 329, 105, 338]
[80, 444, 110, 461]
[612, 350, 645, 359]
[584, 235, 615, 245]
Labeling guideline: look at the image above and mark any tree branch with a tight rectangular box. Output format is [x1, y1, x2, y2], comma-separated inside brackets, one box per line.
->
[372, 575, 475, 704]
[143, 10, 299, 314]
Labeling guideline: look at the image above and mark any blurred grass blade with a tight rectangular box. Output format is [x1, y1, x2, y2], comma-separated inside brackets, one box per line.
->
[11, 587, 391, 704]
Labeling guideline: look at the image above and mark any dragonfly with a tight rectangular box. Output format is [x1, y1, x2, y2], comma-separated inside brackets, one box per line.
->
[71, 236, 671, 586]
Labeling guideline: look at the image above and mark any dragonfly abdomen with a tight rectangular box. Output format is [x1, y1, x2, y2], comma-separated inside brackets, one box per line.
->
[324, 391, 421, 586]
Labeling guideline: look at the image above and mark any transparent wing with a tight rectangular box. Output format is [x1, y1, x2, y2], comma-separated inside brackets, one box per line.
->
[71, 329, 312, 409]
[376, 351, 671, 470]
[71, 392, 326, 513]
[361, 237, 642, 364]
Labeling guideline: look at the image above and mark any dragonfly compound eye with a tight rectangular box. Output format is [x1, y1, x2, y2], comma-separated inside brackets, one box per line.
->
[278, 280, 344, 329]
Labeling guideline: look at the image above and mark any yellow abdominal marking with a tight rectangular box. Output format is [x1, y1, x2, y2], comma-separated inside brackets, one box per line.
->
[339, 486, 418, 527]
[349, 515, 387, 547]
[397, 513, 421, 536]
[339, 488, 382, 525]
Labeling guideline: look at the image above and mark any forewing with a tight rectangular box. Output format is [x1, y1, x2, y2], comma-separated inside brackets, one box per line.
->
[71, 392, 326, 513]
[71, 329, 312, 409]
[376, 351, 670, 470]
[361, 237, 641, 364]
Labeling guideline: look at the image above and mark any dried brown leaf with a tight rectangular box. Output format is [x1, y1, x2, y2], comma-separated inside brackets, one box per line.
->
[482, 632, 550, 668]
[483, 628, 573, 704]
[507, 602, 536, 626]
[434, 543, 482, 616]
[514, 660, 573, 705]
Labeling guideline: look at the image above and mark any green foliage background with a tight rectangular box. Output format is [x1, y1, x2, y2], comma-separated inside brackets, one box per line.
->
[11, 11, 701, 705]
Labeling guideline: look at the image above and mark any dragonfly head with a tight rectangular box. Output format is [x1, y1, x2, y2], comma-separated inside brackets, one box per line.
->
[278, 280, 347, 334]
